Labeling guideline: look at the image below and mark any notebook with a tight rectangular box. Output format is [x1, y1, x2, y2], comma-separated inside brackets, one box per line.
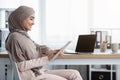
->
[75, 34, 97, 54]
[50, 41, 71, 61]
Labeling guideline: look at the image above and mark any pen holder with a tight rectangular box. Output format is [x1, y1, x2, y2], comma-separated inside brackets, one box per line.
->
[100, 42, 107, 52]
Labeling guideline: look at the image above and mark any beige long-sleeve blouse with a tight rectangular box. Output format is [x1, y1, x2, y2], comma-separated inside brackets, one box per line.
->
[5, 6, 53, 80]
[6, 31, 52, 80]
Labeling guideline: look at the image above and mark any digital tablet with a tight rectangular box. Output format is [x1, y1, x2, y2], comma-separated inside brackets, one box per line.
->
[50, 41, 71, 61]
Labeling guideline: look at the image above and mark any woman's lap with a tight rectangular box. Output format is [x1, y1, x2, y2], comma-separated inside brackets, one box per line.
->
[35, 73, 67, 80]
[35, 69, 82, 80]
[45, 69, 83, 80]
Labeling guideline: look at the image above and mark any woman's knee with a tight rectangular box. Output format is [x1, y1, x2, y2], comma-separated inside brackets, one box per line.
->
[68, 69, 80, 75]
[68, 69, 83, 80]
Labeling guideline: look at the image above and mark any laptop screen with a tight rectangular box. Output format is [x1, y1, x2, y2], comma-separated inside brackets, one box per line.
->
[75, 34, 97, 53]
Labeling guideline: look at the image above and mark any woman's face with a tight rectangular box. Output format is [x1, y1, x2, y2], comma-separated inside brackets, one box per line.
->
[22, 14, 35, 30]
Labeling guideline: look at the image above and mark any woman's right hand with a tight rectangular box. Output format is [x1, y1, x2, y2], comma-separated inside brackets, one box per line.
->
[48, 52, 54, 60]
[48, 49, 59, 60]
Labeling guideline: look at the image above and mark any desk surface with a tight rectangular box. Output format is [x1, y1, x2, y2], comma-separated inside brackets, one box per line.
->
[0, 51, 8, 58]
[59, 53, 120, 59]
[1, 52, 120, 59]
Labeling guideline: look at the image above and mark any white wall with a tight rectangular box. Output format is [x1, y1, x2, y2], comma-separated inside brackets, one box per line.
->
[44, 0, 90, 50]
[91, 0, 120, 28]
[43, 0, 120, 49]
[89, 0, 120, 43]
[0, 0, 20, 8]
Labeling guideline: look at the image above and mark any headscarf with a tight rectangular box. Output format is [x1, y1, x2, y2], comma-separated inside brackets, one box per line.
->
[8, 6, 35, 32]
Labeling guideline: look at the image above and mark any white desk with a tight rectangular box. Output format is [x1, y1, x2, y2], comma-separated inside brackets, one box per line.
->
[49, 53, 120, 80]
[1, 51, 120, 80]
[50, 53, 120, 65]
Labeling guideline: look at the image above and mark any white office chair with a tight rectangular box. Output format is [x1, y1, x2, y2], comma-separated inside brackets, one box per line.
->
[7, 51, 22, 80]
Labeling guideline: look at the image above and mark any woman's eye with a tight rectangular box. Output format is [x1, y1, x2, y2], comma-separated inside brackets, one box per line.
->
[30, 18, 34, 20]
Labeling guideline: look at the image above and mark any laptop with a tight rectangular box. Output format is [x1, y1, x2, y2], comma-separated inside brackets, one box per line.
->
[75, 34, 97, 54]
[50, 41, 71, 61]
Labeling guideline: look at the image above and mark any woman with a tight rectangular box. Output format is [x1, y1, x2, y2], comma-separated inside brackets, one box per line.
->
[5, 6, 83, 80]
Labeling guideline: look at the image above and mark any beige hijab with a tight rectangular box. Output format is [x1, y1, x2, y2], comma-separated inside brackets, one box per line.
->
[6, 6, 35, 41]
[8, 6, 35, 32]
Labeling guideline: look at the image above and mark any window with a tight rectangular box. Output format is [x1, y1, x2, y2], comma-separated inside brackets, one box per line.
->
[42, 0, 89, 50]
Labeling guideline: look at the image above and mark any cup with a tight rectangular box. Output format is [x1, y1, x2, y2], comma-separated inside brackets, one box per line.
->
[111, 43, 119, 53]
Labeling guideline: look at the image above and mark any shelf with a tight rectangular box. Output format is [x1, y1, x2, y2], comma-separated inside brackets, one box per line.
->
[91, 68, 111, 72]
[89, 65, 116, 80]
[91, 68, 116, 72]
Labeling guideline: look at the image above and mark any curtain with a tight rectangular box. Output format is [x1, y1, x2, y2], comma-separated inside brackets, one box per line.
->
[42, 0, 89, 50]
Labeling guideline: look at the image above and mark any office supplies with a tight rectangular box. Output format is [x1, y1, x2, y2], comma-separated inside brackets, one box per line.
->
[75, 34, 96, 54]
[50, 41, 71, 61]
[95, 31, 102, 48]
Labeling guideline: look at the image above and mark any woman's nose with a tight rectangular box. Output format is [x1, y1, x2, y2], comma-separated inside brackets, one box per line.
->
[32, 21, 35, 25]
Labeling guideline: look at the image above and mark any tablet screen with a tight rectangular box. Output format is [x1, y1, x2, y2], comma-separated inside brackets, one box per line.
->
[50, 41, 71, 61]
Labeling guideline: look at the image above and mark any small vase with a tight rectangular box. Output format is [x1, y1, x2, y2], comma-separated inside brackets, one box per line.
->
[100, 42, 107, 52]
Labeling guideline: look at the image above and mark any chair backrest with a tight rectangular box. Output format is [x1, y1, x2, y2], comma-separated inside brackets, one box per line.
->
[7, 51, 22, 80]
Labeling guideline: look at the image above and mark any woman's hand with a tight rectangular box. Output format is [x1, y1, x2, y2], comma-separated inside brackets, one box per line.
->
[48, 49, 64, 60]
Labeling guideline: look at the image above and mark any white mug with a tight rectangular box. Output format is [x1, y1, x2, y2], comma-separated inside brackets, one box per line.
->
[111, 43, 119, 53]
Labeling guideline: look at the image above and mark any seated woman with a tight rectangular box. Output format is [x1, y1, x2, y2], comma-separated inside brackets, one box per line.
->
[5, 6, 83, 80]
